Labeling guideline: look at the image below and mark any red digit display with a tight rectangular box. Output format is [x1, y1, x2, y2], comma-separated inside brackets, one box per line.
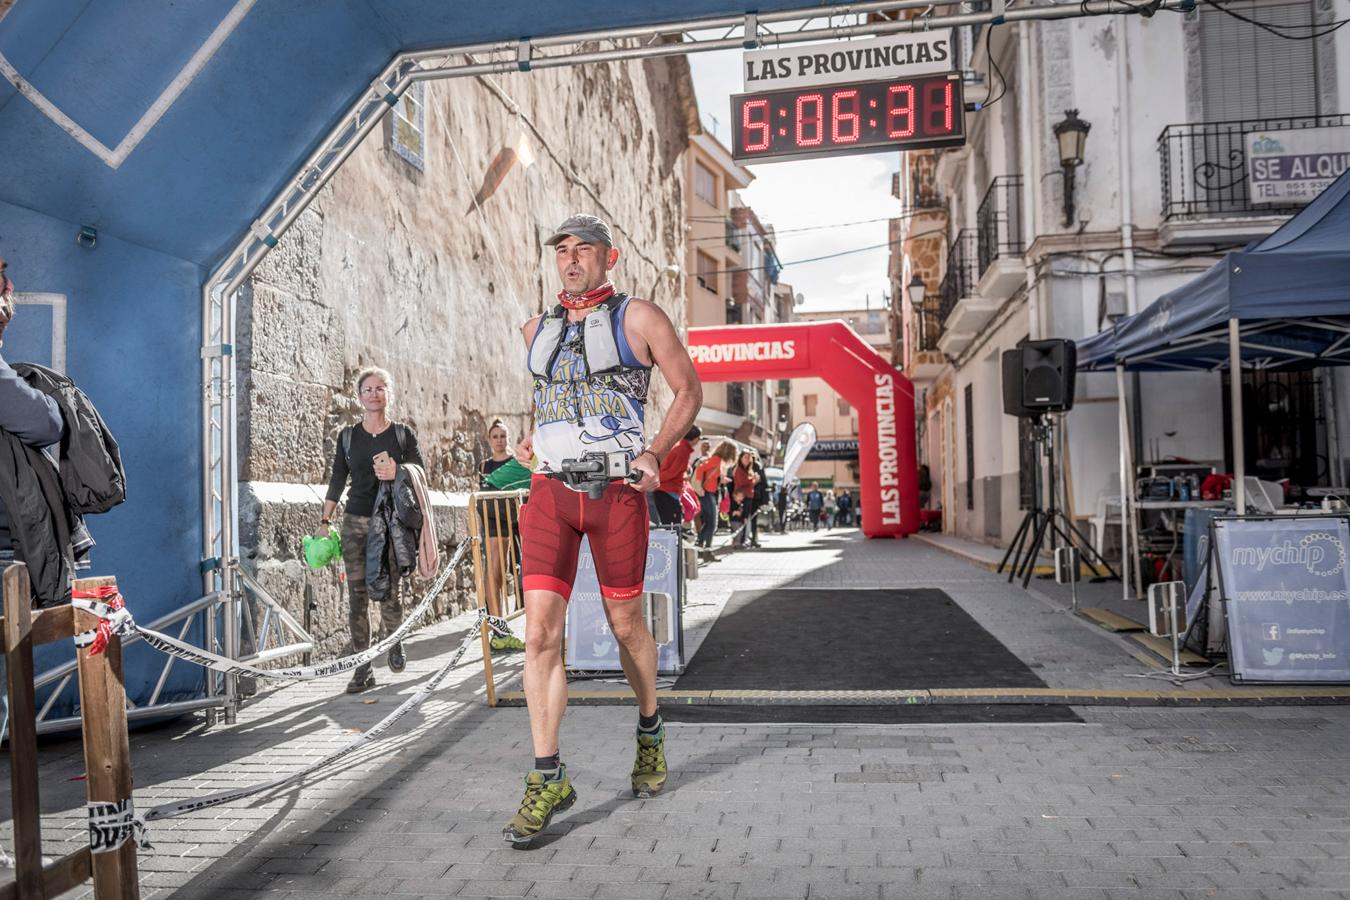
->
[730, 73, 965, 163]
[886, 84, 915, 139]
[925, 79, 954, 134]
[831, 89, 860, 144]
[742, 98, 770, 151]
[795, 93, 825, 147]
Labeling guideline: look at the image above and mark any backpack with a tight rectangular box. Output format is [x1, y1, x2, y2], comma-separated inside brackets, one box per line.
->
[341, 422, 411, 467]
[13, 363, 127, 515]
[527, 293, 644, 382]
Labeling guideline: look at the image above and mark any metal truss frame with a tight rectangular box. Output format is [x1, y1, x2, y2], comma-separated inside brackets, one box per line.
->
[197, 0, 1199, 720]
[27, 567, 313, 734]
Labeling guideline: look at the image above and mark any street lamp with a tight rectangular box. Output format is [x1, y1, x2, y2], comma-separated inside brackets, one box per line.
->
[1053, 109, 1091, 228]
[907, 273, 927, 310]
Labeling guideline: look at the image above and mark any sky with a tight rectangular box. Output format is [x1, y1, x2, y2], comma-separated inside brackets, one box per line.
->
[689, 46, 907, 314]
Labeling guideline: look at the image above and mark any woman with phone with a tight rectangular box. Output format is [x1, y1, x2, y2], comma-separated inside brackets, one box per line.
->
[321, 366, 424, 693]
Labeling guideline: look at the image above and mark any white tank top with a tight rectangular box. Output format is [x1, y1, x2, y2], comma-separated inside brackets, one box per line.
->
[530, 303, 651, 474]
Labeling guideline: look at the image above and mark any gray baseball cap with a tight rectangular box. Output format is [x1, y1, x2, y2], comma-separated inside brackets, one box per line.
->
[545, 213, 613, 248]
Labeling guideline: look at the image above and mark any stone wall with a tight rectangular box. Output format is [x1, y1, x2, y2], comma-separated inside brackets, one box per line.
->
[237, 56, 695, 655]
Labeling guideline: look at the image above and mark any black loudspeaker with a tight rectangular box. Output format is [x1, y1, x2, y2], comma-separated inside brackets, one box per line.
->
[1002, 339, 1077, 416]
[1002, 349, 1033, 417]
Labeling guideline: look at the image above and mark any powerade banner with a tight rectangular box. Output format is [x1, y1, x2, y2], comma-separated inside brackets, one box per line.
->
[1214, 516, 1350, 683]
[806, 439, 859, 461]
[565, 526, 684, 675]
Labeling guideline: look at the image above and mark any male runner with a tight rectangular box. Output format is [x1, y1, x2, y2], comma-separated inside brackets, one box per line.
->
[505, 214, 702, 846]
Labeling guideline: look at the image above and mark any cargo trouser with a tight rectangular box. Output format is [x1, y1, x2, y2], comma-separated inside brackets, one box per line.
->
[341, 514, 403, 682]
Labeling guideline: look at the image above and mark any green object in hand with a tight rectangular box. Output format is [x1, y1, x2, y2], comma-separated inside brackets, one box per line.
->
[303, 526, 341, 570]
[484, 457, 533, 491]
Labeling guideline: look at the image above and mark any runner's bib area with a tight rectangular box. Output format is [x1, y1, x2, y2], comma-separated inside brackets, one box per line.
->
[665, 588, 1080, 724]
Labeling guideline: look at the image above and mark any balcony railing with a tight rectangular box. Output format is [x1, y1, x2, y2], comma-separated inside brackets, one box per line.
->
[1159, 114, 1350, 220]
[900, 165, 944, 216]
[937, 230, 979, 326]
[914, 297, 944, 352]
[976, 175, 1023, 277]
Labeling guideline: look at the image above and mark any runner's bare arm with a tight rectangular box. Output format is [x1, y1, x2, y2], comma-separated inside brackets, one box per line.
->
[626, 299, 702, 463]
[521, 314, 542, 350]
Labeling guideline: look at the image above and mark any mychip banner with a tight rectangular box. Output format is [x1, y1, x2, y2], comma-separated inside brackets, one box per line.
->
[1214, 516, 1350, 683]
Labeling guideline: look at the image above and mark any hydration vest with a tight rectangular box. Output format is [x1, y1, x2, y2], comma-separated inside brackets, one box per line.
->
[527, 293, 649, 390]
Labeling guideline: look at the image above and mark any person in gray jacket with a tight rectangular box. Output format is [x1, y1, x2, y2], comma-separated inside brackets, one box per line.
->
[0, 256, 64, 738]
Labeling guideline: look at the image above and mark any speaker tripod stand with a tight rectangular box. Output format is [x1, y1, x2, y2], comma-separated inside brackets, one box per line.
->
[998, 415, 1120, 590]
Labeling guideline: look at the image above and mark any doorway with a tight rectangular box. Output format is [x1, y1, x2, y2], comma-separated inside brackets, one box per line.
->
[1222, 367, 1331, 497]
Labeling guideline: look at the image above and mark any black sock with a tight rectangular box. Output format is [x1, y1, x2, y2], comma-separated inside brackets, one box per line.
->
[638, 711, 661, 732]
[534, 752, 561, 774]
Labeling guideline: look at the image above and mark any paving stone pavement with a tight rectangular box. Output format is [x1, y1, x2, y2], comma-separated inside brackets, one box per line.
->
[3, 526, 1349, 899]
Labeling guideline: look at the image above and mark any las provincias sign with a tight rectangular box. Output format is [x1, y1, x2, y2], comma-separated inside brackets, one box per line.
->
[731, 30, 964, 164]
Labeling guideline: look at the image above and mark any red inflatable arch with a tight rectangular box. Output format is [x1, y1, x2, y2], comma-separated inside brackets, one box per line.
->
[687, 321, 918, 538]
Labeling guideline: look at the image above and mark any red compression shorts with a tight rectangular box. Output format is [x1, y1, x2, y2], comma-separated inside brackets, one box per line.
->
[520, 474, 649, 601]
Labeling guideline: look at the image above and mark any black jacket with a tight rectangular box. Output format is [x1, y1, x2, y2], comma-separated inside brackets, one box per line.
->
[14, 363, 126, 515]
[0, 432, 74, 607]
[366, 466, 422, 601]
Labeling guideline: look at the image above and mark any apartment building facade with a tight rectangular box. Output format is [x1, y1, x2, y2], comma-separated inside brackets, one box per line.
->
[685, 131, 791, 455]
[894, 1, 1350, 548]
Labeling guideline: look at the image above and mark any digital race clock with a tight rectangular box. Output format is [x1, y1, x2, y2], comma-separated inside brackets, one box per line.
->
[730, 72, 965, 164]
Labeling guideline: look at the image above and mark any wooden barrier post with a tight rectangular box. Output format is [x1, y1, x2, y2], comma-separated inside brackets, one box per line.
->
[2, 565, 95, 899]
[72, 575, 139, 898]
[4, 564, 43, 899]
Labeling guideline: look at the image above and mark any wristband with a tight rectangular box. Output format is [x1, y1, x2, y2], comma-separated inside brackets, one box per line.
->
[637, 449, 660, 466]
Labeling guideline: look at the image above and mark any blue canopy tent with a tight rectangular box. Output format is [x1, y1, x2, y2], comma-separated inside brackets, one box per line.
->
[1077, 169, 1350, 596]
[0, 0, 857, 727]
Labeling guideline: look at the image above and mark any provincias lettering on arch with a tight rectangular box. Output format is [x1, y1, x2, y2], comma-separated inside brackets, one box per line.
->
[688, 339, 798, 365]
[874, 372, 901, 526]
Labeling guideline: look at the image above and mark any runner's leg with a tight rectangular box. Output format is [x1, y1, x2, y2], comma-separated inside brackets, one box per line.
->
[605, 596, 658, 716]
[522, 589, 570, 756]
[519, 476, 582, 758]
[589, 484, 656, 716]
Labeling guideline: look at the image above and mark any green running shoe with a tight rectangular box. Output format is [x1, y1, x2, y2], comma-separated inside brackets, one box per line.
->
[503, 767, 576, 847]
[631, 725, 667, 798]
[490, 633, 527, 653]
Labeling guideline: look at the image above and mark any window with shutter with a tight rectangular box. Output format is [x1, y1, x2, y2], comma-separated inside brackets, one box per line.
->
[695, 162, 718, 207]
[696, 252, 718, 293]
[1199, 1, 1319, 122]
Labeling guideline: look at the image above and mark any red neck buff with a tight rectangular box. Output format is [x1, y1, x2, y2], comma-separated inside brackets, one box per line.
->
[557, 281, 615, 311]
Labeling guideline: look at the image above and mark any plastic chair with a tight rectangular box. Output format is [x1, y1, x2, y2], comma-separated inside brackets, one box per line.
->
[1088, 473, 1123, 558]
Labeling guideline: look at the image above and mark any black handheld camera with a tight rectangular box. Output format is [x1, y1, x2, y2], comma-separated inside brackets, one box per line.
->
[554, 451, 639, 499]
